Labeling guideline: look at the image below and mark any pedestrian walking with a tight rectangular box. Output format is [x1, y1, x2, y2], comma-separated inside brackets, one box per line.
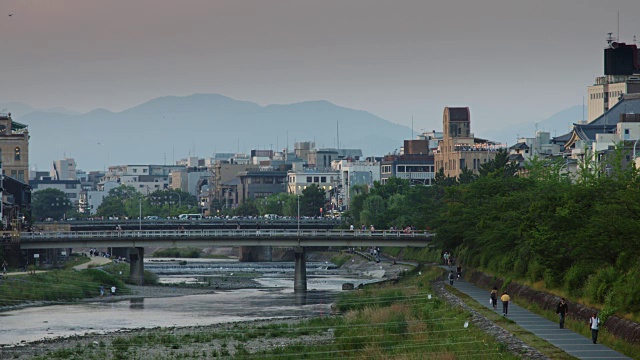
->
[589, 312, 600, 344]
[111, 286, 117, 297]
[490, 286, 498, 309]
[500, 291, 511, 316]
[2, 260, 7, 276]
[448, 270, 455, 285]
[556, 297, 568, 329]
[456, 265, 462, 281]
[100, 285, 105, 298]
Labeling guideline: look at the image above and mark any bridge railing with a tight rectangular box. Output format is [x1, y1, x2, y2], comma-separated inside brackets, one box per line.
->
[20, 229, 433, 240]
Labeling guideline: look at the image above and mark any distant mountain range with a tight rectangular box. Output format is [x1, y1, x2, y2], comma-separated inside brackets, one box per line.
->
[2, 95, 584, 172]
[5, 95, 415, 171]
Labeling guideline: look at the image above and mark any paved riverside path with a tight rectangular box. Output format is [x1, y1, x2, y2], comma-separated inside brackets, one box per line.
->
[444, 271, 632, 359]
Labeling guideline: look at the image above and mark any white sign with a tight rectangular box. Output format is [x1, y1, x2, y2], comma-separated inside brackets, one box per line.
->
[33, 254, 40, 258]
[61, 251, 67, 256]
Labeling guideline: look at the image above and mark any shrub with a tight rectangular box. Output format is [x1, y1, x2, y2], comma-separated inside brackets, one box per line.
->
[584, 266, 617, 303]
[564, 263, 594, 298]
[543, 268, 563, 289]
[526, 260, 545, 282]
[607, 266, 640, 314]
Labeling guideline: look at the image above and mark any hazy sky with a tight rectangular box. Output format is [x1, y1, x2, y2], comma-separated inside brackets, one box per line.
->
[1, 0, 639, 138]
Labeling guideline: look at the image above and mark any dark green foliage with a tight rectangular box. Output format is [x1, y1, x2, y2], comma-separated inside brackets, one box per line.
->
[32, 188, 74, 221]
[346, 148, 640, 315]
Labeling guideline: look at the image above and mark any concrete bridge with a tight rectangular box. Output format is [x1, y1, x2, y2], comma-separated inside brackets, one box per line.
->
[18, 229, 433, 291]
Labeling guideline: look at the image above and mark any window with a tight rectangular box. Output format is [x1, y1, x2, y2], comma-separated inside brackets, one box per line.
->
[307, 176, 312, 183]
[17, 170, 24, 181]
[321, 176, 326, 183]
[11, 170, 17, 177]
[65, 183, 77, 189]
[625, 129, 630, 134]
[313, 176, 319, 183]
[67, 193, 77, 198]
[143, 169, 148, 173]
[133, 169, 137, 173]
[14, 147, 20, 161]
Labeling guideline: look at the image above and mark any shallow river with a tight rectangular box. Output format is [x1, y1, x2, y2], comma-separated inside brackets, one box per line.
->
[0, 261, 377, 347]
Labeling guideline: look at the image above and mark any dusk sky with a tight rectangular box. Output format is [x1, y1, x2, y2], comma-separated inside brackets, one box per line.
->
[1, 0, 639, 137]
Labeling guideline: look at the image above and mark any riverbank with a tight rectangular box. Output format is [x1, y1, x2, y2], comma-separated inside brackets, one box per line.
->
[0, 263, 526, 360]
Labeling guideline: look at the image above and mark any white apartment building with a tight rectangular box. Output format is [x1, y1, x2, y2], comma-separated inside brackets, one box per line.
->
[286, 170, 339, 197]
[103, 164, 183, 195]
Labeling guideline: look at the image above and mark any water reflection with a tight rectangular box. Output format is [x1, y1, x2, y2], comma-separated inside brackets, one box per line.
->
[130, 298, 144, 310]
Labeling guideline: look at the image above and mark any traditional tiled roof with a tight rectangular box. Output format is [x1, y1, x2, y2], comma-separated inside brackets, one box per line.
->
[509, 142, 529, 150]
[560, 94, 640, 148]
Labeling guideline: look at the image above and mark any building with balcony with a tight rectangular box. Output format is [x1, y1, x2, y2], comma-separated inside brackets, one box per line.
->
[0, 112, 29, 184]
[434, 107, 504, 178]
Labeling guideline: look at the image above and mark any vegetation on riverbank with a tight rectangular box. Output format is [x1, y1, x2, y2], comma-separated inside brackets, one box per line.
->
[0, 268, 128, 307]
[26, 267, 524, 360]
[346, 149, 640, 319]
[102, 263, 159, 285]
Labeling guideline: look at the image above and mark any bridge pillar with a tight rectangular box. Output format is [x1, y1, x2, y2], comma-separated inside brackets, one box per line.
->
[294, 246, 307, 292]
[129, 247, 144, 285]
[238, 246, 273, 262]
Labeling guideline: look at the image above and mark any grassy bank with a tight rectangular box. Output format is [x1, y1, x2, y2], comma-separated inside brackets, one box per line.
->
[0, 268, 128, 307]
[30, 267, 526, 360]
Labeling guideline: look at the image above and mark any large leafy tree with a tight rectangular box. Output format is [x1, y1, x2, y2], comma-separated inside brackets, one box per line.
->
[300, 184, 326, 217]
[96, 185, 137, 218]
[31, 188, 73, 221]
[478, 149, 519, 178]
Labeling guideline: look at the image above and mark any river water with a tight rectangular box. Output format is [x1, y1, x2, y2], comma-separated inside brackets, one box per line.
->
[0, 259, 379, 347]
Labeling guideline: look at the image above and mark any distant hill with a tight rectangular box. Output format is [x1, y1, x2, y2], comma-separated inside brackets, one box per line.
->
[14, 94, 413, 171]
[479, 105, 586, 144]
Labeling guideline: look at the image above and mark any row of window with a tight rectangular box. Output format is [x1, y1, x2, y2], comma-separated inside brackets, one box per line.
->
[396, 165, 434, 173]
[590, 90, 622, 100]
[287, 176, 335, 184]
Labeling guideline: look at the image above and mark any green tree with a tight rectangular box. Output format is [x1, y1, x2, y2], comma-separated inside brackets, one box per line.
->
[232, 201, 259, 217]
[31, 188, 73, 221]
[96, 185, 137, 218]
[434, 168, 456, 187]
[300, 184, 326, 217]
[457, 167, 476, 184]
[478, 149, 519, 178]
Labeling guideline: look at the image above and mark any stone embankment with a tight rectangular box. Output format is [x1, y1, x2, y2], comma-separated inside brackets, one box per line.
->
[467, 270, 640, 345]
[431, 276, 550, 360]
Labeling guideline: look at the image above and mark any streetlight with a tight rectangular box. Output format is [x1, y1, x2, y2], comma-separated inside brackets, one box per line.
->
[138, 197, 142, 231]
[633, 139, 640, 161]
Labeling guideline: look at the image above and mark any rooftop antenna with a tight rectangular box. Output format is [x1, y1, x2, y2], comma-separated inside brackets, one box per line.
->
[411, 116, 414, 139]
[336, 121, 340, 149]
[617, 11, 620, 42]
[582, 96, 585, 121]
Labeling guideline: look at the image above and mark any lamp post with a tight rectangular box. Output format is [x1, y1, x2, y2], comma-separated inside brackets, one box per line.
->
[633, 139, 640, 161]
[138, 197, 142, 231]
[297, 194, 300, 236]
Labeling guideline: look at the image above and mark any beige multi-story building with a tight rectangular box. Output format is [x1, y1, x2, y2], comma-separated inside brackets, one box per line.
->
[0, 112, 29, 184]
[434, 107, 502, 179]
[587, 75, 640, 122]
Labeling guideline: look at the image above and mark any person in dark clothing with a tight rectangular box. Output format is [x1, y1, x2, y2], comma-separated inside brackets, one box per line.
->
[448, 271, 455, 285]
[490, 286, 498, 309]
[556, 297, 568, 329]
[456, 265, 462, 281]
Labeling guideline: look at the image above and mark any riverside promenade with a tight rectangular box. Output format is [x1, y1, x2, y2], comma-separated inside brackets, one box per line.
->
[446, 273, 631, 359]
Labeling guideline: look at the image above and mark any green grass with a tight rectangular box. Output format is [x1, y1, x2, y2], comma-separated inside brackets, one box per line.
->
[329, 253, 351, 267]
[0, 268, 129, 306]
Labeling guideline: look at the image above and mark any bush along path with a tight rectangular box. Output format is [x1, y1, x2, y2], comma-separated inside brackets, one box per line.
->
[439, 266, 631, 360]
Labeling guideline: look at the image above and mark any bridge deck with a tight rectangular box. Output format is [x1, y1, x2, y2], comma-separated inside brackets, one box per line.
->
[18, 230, 433, 249]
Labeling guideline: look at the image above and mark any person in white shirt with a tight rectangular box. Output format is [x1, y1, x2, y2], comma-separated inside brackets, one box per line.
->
[589, 312, 600, 344]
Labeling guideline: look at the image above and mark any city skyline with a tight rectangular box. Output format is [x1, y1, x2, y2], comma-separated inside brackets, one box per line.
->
[1, 1, 639, 137]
